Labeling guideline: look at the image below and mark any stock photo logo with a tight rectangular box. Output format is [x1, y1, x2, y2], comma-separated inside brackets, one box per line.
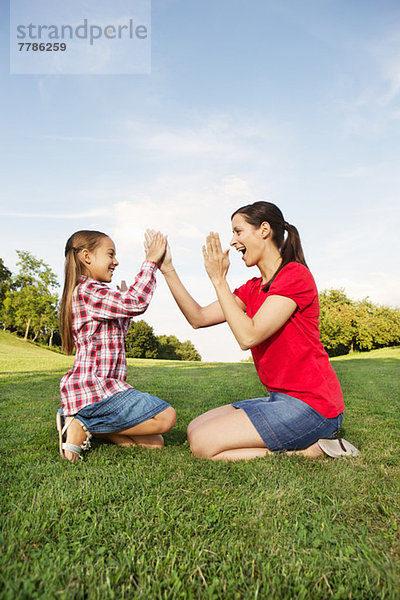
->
[10, 0, 151, 75]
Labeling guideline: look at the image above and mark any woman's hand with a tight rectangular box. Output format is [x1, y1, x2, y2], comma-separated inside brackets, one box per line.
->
[202, 232, 230, 284]
[144, 230, 167, 267]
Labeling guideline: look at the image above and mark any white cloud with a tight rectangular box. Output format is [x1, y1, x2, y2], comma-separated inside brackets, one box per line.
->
[123, 113, 293, 170]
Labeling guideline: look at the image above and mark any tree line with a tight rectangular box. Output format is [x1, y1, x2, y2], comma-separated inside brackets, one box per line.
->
[319, 288, 400, 356]
[0, 252, 201, 361]
[1, 252, 399, 358]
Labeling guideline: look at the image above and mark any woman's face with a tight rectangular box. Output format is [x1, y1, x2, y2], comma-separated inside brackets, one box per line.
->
[230, 214, 265, 267]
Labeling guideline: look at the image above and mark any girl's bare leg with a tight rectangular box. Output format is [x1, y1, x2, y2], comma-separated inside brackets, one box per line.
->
[93, 406, 176, 449]
[94, 432, 165, 449]
[64, 406, 176, 460]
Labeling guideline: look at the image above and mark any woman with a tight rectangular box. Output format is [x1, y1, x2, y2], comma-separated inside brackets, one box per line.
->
[158, 201, 359, 461]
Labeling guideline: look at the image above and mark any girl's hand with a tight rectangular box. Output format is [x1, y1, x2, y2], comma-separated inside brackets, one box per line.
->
[145, 229, 173, 273]
[202, 232, 230, 284]
[117, 280, 128, 292]
[144, 230, 167, 267]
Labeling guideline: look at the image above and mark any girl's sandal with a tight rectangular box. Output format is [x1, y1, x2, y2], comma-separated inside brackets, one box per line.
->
[56, 412, 92, 461]
[318, 437, 360, 458]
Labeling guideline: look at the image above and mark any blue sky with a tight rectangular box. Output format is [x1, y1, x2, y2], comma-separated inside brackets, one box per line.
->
[1, 0, 400, 361]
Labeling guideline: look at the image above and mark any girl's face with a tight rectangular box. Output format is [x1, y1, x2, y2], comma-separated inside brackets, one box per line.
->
[86, 236, 119, 282]
[230, 214, 266, 267]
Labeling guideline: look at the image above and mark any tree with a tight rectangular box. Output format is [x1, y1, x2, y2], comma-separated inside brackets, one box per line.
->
[0, 258, 12, 306]
[126, 326, 202, 361]
[125, 320, 158, 358]
[0, 251, 59, 343]
[354, 300, 400, 351]
[157, 334, 201, 361]
[157, 334, 181, 360]
[175, 340, 201, 361]
[319, 289, 357, 356]
[319, 288, 400, 356]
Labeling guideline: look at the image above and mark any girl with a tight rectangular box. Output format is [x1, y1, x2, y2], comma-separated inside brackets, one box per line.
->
[57, 229, 176, 463]
[157, 202, 359, 461]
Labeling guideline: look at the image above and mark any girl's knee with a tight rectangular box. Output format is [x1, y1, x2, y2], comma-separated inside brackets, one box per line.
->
[156, 406, 176, 433]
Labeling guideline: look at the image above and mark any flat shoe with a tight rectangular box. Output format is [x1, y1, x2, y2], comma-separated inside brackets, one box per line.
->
[318, 438, 360, 458]
[56, 411, 92, 461]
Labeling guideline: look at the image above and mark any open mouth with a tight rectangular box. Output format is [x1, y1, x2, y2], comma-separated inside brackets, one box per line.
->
[237, 246, 247, 257]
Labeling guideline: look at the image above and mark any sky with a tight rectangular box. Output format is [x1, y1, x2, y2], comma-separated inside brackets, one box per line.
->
[1, 0, 400, 362]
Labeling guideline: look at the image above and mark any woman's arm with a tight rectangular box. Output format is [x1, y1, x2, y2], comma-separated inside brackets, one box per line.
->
[145, 230, 245, 328]
[203, 233, 296, 350]
[162, 268, 227, 329]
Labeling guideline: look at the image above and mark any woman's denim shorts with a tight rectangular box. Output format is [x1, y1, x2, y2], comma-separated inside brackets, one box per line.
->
[59, 388, 170, 434]
[232, 392, 343, 452]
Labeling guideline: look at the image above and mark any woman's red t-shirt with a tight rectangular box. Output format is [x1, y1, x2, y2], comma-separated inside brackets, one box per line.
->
[233, 262, 344, 418]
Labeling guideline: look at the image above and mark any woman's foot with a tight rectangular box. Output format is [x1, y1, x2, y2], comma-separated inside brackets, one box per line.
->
[318, 438, 360, 457]
[288, 441, 325, 458]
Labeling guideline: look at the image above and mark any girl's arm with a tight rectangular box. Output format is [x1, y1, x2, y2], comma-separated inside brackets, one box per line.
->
[83, 261, 157, 321]
[145, 231, 245, 329]
[84, 232, 167, 321]
[203, 233, 297, 350]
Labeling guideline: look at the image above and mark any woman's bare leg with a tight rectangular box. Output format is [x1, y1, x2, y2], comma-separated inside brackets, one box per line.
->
[187, 404, 235, 436]
[188, 406, 268, 460]
[187, 406, 324, 461]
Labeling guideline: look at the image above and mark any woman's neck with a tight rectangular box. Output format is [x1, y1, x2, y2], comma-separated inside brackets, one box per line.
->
[258, 248, 283, 285]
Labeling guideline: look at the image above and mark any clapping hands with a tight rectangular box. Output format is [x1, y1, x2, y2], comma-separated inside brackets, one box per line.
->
[202, 232, 230, 284]
[144, 229, 169, 269]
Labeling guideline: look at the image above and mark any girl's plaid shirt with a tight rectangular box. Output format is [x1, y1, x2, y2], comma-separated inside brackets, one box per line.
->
[60, 260, 157, 415]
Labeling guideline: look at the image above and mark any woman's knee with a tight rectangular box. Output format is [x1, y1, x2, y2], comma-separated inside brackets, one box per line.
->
[187, 428, 214, 459]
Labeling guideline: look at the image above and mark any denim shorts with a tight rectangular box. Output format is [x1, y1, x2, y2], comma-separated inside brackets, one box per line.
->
[232, 392, 343, 452]
[59, 388, 170, 433]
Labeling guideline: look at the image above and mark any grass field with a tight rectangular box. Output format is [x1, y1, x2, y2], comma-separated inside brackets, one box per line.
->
[0, 330, 399, 599]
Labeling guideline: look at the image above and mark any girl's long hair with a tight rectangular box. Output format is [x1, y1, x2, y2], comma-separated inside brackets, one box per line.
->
[231, 201, 308, 292]
[59, 230, 107, 354]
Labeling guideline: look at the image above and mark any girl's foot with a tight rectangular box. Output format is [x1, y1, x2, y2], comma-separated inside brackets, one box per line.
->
[94, 432, 164, 449]
[64, 418, 89, 462]
[57, 413, 91, 463]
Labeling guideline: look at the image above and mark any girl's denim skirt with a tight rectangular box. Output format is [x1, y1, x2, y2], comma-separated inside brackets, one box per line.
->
[232, 392, 343, 452]
[59, 388, 170, 433]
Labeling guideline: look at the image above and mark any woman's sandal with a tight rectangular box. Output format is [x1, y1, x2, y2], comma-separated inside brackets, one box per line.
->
[56, 412, 92, 461]
[318, 437, 360, 458]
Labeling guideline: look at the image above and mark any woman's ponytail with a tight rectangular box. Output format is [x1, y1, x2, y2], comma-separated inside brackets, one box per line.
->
[231, 202, 308, 292]
[281, 222, 308, 269]
[59, 230, 107, 354]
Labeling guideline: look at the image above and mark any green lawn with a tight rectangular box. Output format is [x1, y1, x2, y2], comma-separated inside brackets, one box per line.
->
[0, 331, 399, 599]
